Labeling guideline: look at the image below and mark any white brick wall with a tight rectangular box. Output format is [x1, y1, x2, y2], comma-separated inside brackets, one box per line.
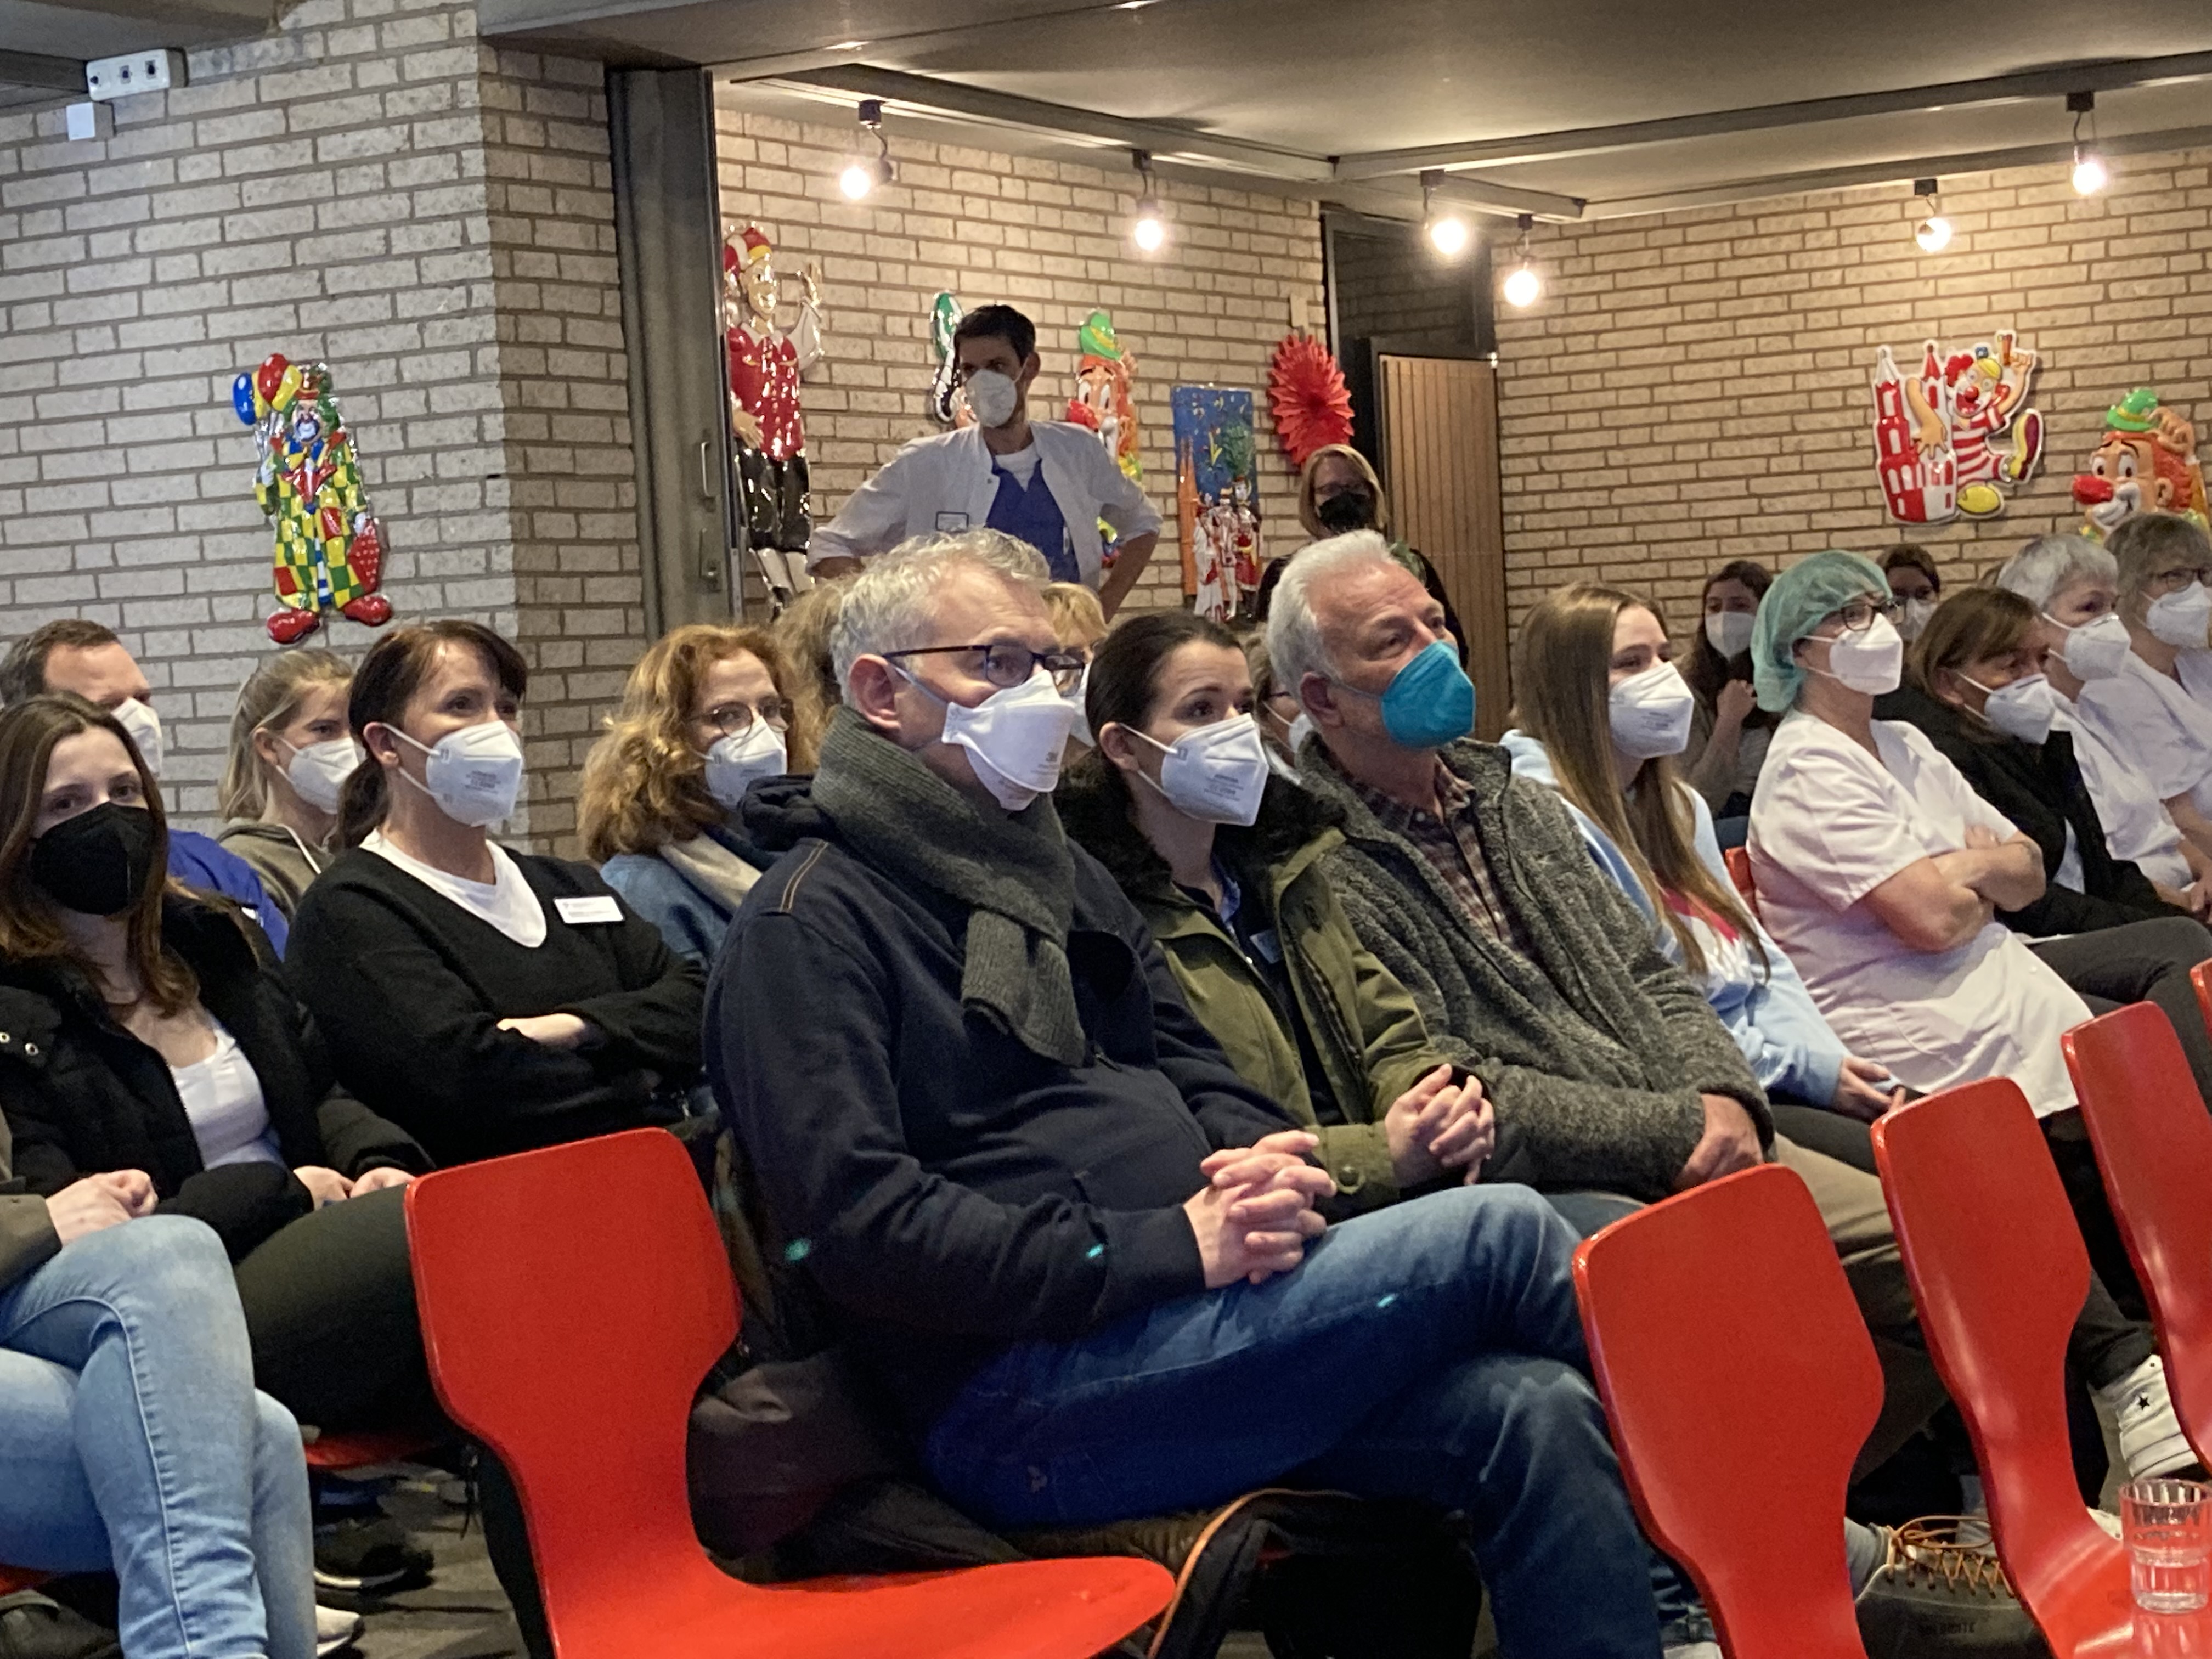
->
[1494, 148, 2212, 649]
[0, 0, 642, 847]
[711, 102, 1329, 612]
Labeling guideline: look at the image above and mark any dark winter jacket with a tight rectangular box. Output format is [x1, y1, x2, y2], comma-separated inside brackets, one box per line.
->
[1878, 682, 2176, 936]
[0, 896, 429, 1260]
[0, 1111, 59, 1296]
[706, 774, 1295, 1429]
[1301, 738, 1769, 1202]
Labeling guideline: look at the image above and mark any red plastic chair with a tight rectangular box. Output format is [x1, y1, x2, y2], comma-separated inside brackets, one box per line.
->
[2063, 999, 2212, 1471]
[1574, 1164, 1878, 1659]
[1871, 1081, 2133, 1655]
[2194, 959, 2212, 1040]
[404, 1130, 1172, 1659]
[1723, 846, 1757, 907]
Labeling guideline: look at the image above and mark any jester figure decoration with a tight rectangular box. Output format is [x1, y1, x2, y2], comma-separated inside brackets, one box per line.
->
[724, 224, 823, 600]
[2072, 388, 2209, 539]
[1064, 309, 1141, 570]
[231, 353, 394, 646]
[1870, 330, 2042, 524]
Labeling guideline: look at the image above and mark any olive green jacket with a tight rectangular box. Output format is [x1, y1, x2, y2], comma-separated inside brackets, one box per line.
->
[0, 1105, 61, 1296]
[1057, 767, 1451, 1212]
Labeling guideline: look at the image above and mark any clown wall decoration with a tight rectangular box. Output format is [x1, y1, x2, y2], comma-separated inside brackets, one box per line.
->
[231, 354, 393, 646]
[1064, 309, 1141, 568]
[1870, 330, 2042, 524]
[723, 224, 823, 599]
[2072, 390, 2208, 538]
[928, 291, 965, 426]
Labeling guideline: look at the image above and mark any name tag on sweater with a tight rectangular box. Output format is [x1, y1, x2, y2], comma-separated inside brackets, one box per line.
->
[554, 895, 622, 925]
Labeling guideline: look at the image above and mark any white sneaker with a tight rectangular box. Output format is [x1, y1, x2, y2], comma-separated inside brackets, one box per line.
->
[2096, 1355, 2199, 1481]
[315, 1604, 363, 1658]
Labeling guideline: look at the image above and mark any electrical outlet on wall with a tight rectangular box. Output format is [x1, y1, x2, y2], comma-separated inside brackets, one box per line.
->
[84, 49, 185, 102]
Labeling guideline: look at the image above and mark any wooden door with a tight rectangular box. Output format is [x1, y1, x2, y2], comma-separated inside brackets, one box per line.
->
[1376, 354, 1508, 739]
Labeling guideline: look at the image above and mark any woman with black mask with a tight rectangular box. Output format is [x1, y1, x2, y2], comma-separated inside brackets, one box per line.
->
[1249, 445, 1466, 662]
[0, 693, 432, 1436]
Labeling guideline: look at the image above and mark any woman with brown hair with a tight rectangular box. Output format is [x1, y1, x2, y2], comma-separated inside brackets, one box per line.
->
[216, 650, 359, 923]
[1504, 582, 1905, 1140]
[0, 692, 431, 1433]
[1248, 445, 1466, 659]
[287, 621, 704, 1169]
[580, 624, 812, 967]
[1881, 544, 1943, 640]
[1679, 558, 1775, 824]
[1881, 584, 2212, 1096]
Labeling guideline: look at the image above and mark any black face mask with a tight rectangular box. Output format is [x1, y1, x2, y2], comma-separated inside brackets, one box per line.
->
[30, 802, 159, 918]
[1314, 489, 1376, 534]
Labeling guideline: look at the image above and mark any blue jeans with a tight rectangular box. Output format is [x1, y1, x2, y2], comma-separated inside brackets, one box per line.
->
[0, 1216, 313, 1659]
[923, 1184, 1664, 1659]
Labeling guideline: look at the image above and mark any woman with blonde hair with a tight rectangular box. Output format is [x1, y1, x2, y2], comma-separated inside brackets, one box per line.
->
[1250, 445, 1465, 658]
[768, 575, 850, 743]
[1503, 581, 1905, 1142]
[216, 651, 359, 923]
[582, 624, 812, 966]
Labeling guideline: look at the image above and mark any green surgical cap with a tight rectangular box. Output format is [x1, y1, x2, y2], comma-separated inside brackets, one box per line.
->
[1750, 550, 1892, 713]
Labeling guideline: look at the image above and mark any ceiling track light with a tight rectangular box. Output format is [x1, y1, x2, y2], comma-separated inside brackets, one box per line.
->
[1420, 168, 1470, 258]
[2069, 90, 2108, 196]
[1912, 177, 1953, 253]
[1131, 148, 1166, 252]
[1502, 211, 1542, 308]
[838, 98, 894, 200]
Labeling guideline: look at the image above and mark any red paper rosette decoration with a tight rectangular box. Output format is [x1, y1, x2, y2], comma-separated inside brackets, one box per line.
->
[1268, 332, 1353, 468]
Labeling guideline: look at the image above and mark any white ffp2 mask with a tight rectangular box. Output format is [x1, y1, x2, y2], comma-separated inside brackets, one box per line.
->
[1131, 714, 1272, 826]
[113, 698, 163, 777]
[1811, 616, 1905, 697]
[904, 666, 1081, 811]
[702, 721, 787, 810]
[391, 720, 525, 827]
[2046, 612, 2131, 681]
[1609, 662, 1697, 760]
[963, 369, 1021, 429]
[1703, 611, 1756, 659]
[281, 736, 364, 814]
[2148, 581, 2212, 650]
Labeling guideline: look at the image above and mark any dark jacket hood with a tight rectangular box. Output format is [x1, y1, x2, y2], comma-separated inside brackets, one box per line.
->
[1055, 761, 1343, 905]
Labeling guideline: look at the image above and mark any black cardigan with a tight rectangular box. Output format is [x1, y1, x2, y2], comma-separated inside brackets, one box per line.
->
[0, 897, 429, 1260]
[1881, 683, 2176, 936]
[286, 845, 705, 1167]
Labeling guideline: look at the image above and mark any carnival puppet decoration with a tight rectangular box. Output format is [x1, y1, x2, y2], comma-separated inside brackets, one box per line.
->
[1065, 310, 1141, 483]
[928, 291, 965, 426]
[1870, 330, 2042, 524]
[232, 354, 393, 646]
[724, 224, 823, 598]
[2073, 388, 2209, 538]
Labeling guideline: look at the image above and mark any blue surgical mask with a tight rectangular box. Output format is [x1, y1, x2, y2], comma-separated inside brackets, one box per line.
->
[1344, 639, 1476, 749]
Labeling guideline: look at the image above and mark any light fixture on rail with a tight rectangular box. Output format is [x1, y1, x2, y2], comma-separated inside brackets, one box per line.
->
[1912, 178, 1952, 253]
[838, 99, 893, 200]
[1502, 213, 1542, 307]
[1131, 149, 1167, 252]
[2069, 91, 2107, 195]
[1420, 170, 1470, 257]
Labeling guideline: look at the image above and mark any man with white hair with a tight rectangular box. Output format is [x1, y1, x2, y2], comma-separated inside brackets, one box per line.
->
[1272, 532, 1950, 1480]
[1996, 533, 2212, 902]
[706, 531, 1697, 1657]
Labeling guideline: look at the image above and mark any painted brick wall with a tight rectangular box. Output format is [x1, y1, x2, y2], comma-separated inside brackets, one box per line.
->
[1494, 147, 2212, 650]
[0, 1, 640, 845]
[710, 100, 1328, 611]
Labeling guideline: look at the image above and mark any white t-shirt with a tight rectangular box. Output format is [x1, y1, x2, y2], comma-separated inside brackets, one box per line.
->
[992, 443, 1042, 486]
[2053, 693, 2193, 889]
[2075, 652, 2212, 818]
[172, 1021, 283, 1169]
[1747, 712, 2091, 1118]
[363, 830, 547, 948]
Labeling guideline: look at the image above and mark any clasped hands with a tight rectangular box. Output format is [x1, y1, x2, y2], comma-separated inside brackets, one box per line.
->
[1185, 1067, 1492, 1290]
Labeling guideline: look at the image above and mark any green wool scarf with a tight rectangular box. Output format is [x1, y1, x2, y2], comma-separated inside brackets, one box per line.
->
[811, 707, 1085, 1066]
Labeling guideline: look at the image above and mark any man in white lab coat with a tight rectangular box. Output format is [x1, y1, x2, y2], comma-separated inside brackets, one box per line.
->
[810, 304, 1163, 617]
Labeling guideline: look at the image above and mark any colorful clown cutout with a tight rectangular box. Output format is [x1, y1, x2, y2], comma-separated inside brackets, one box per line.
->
[1064, 309, 1141, 568]
[723, 224, 823, 599]
[1871, 330, 2042, 524]
[2073, 389, 2209, 538]
[232, 354, 393, 646]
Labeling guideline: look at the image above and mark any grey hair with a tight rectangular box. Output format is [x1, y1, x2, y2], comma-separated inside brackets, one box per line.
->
[1994, 535, 2118, 611]
[1265, 530, 1401, 696]
[2107, 512, 2212, 603]
[829, 530, 1051, 691]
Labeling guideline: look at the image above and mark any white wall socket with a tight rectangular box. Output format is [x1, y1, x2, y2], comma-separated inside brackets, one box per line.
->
[84, 49, 185, 102]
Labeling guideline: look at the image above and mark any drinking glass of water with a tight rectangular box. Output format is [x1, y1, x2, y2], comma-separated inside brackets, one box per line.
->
[2124, 1477, 2212, 1615]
